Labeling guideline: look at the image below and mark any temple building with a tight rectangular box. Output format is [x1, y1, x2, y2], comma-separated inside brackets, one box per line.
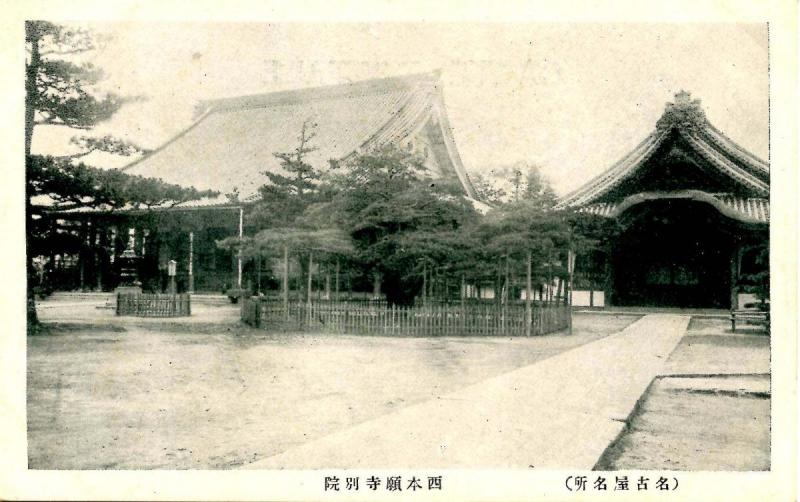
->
[557, 91, 769, 309]
[48, 71, 477, 294]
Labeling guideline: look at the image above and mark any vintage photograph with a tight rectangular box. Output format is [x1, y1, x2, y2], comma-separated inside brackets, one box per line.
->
[24, 21, 772, 475]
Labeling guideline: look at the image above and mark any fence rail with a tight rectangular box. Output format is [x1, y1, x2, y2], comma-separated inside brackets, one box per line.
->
[117, 293, 192, 317]
[242, 298, 570, 336]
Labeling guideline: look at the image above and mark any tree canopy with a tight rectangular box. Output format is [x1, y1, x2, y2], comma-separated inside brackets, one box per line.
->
[325, 146, 480, 304]
[25, 21, 218, 327]
[247, 120, 328, 229]
[469, 161, 558, 208]
[218, 118, 590, 306]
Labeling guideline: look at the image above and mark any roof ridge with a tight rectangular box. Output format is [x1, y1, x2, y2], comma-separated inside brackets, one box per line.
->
[199, 70, 442, 114]
[682, 131, 769, 196]
[555, 131, 663, 208]
[557, 92, 770, 209]
[702, 121, 769, 172]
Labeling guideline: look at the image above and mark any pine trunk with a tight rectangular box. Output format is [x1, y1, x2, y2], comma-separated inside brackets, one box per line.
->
[25, 34, 41, 329]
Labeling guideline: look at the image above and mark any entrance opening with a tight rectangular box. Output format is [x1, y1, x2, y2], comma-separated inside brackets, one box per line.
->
[612, 200, 735, 308]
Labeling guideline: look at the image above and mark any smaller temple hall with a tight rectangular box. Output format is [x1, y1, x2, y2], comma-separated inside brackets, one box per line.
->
[557, 91, 769, 309]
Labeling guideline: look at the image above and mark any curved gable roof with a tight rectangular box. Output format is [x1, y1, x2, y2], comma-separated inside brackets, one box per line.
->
[555, 91, 769, 209]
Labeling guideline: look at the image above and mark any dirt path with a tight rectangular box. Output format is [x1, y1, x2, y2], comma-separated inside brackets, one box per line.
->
[247, 314, 688, 469]
[28, 312, 638, 469]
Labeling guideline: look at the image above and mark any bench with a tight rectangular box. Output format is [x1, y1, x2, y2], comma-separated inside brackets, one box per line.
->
[730, 305, 770, 333]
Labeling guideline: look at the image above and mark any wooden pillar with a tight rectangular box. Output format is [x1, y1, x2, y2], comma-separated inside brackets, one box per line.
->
[525, 250, 532, 337]
[110, 226, 118, 263]
[555, 276, 563, 303]
[604, 252, 613, 307]
[187, 231, 194, 293]
[237, 207, 244, 289]
[307, 251, 314, 305]
[96, 224, 106, 291]
[494, 258, 501, 307]
[79, 219, 88, 291]
[47, 218, 57, 268]
[504, 254, 510, 305]
[141, 228, 148, 256]
[730, 245, 742, 310]
[89, 221, 99, 291]
[426, 268, 431, 300]
[282, 246, 289, 317]
[134, 226, 143, 255]
[729, 252, 737, 310]
[460, 273, 466, 307]
[335, 259, 340, 300]
[324, 265, 331, 300]
[422, 263, 427, 305]
[567, 249, 575, 334]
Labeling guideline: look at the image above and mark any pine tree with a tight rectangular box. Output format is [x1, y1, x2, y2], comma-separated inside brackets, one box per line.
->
[249, 120, 325, 229]
[25, 21, 217, 329]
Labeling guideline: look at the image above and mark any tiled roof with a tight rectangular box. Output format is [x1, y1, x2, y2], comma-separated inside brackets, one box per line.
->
[580, 192, 769, 224]
[556, 92, 770, 210]
[52, 194, 243, 215]
[555, 131, 669, 208]
[122, 71, 476, 201]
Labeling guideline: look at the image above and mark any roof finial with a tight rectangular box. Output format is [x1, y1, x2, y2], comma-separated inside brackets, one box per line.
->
[674, 89, 692, 104]
[656, 90, 706, 133]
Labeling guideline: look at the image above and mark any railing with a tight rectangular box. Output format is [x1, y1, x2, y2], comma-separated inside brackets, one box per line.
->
[116, 293, 191, 317]
[241, 298, 570, 336]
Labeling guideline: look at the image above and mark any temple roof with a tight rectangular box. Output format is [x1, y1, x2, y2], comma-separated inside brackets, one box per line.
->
[555, 91, 769, 218]
[122, 71, 476, 202]
[580, 191, 769, 224]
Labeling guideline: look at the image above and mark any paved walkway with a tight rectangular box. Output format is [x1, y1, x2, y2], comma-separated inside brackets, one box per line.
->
[246, 314, 690, 469]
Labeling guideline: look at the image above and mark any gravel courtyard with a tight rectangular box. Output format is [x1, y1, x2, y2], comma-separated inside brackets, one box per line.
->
[28, 311, 639, 469]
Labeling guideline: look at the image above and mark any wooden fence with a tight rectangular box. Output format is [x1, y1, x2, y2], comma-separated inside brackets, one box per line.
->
[116, 293, 191, 317]
[241, 298, 570, 336]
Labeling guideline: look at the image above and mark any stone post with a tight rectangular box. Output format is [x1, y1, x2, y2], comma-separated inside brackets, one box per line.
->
[187, 231, 194, 293]
[168, 260, 177, 294]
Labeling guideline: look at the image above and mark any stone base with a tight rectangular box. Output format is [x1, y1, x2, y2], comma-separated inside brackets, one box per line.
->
[114, 286, 142, 295]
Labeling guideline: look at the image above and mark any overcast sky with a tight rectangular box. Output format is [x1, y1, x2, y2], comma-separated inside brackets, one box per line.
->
[33, 22, 768, 195]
